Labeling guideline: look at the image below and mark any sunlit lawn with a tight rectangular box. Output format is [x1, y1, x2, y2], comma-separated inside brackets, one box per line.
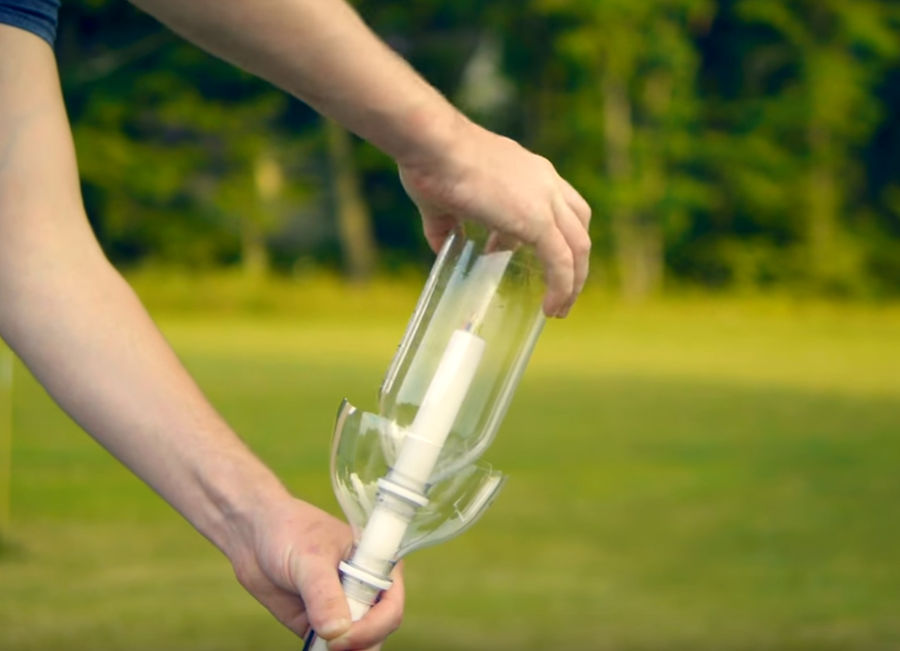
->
[2, 286, 899, 650]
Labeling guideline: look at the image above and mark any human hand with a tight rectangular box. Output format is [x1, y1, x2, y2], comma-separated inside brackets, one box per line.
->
[398, 119, 592, 318]
[227, 497, 404, 651]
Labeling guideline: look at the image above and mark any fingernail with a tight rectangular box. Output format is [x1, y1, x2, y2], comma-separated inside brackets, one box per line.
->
[317, 618, 351, 639]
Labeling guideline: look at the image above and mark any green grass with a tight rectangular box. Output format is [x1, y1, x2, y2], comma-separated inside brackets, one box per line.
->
[2, 287, 899, 650]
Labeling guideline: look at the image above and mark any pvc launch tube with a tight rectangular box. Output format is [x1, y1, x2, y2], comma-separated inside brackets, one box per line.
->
[306, 329, 485, 651]
[393, 330, 485, 487]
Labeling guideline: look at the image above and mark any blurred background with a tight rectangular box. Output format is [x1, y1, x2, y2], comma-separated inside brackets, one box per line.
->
[1, 0, 899, 649]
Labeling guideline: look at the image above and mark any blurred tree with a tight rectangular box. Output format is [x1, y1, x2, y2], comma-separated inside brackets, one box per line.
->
[351, 0, 494, 268]
[696, 0, 900, 293]
[325, 120, 377, 280]
[49, 0, 900, 295]
[58, 0, 323, 271]
[524, 0, 714, 298]
[738, 0, 898, 292]
[864, 62, 900, 291]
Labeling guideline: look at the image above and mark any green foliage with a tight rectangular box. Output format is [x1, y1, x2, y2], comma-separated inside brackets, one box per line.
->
[59, 1, 325, 269]
[55, 0, 900, 294]
[696, 0, 900, 293]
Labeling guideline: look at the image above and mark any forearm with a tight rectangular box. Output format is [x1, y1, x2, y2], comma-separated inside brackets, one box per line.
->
[130, 0, 464, 165]
[0, 25, 285, 558]
[1, 251, 286, 552]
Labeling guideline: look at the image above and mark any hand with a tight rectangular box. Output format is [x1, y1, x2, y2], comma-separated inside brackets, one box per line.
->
[398, 119, 592, 318]
[228, 497, 404, 651]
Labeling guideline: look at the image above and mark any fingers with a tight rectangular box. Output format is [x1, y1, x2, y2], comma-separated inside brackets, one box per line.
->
[534, 213, 575, 317]
[534, 172, 590, 317]
[292, 553, 353, 642]
[420, 211, 458, 254]
[328, 565, 405, 651]
[399, 165, 459, 254]
[560, 177, 592, 229]
[552, 193, 591, 317]
[233, 555, 314, 638]
[258, 588, 313, 639]
[400, 125, 592, 316]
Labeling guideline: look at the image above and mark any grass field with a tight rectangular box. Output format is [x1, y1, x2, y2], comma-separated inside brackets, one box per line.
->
[1, 286, 899, 650]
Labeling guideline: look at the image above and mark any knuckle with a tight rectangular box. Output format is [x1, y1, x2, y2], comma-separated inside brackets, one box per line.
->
[538, 213, 557, 239]
[518, 209, 551, 243]
[508, 214, 532, 241]
[574, 232, 592, 256]
[537, 156, 556, 176]
[579, 204, 592, 225]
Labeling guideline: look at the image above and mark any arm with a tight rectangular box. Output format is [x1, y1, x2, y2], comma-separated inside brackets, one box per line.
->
[0, 25, 399, 650]
[131, 0, 592, 317]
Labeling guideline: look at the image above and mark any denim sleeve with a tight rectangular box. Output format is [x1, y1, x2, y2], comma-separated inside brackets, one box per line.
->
[0, 0, 61, 47]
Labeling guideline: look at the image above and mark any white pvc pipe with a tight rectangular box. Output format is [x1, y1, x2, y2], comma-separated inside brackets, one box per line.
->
[350, 329, 484, 577]
[392, 330, 485, 487]
[346, 595, 371, 621]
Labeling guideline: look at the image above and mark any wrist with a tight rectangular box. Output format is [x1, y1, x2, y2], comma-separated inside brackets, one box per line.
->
[194, 449, 291, 561]
[392, 100, 473, 171]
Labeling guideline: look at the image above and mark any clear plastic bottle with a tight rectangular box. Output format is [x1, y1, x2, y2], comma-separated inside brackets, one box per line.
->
[377, 224, 545, 482]
[308, 225, 546, 651]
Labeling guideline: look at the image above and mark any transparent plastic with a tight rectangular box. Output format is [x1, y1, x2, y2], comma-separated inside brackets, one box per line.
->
[331, 400, 507, 558]
[307, 226, 544, 651]
[378, 226, 545, 482]
[330, 225, 544, 554]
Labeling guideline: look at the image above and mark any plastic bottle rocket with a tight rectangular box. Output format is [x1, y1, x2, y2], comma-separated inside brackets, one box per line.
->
[305, 226, 545, 650]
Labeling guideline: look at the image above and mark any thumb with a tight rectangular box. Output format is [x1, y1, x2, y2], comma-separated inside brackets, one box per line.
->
[293, 554, 352, 640]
